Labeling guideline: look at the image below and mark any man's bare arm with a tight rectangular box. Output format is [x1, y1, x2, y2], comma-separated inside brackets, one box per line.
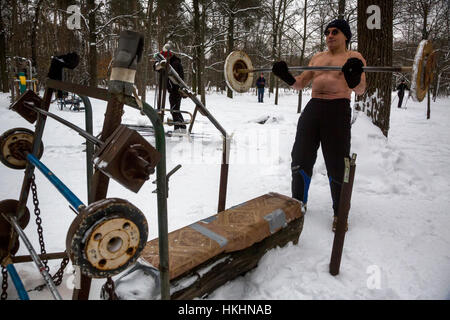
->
[291, 53, 319, 90]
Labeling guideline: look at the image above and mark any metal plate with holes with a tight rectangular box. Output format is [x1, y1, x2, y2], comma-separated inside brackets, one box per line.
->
[66, 198, 148, 278]
[224, 50, 254, 93]
[0, 128, 44, 170]
[411, 40, 435, 102]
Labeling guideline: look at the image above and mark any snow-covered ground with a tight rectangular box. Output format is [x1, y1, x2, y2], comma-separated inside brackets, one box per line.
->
[0, 89, 449, 300]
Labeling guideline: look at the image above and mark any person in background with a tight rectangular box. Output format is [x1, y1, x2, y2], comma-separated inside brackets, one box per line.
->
[256, 73, 266, 103]
[396, 79, 409, 109]
[159, 42, 187, 133]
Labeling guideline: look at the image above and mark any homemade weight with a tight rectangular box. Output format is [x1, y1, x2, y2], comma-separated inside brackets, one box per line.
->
[224, 40, 436, 102]
[66, 198, 148, 278]
[0, 129, 149, 277]
[0, 127, 44, 170]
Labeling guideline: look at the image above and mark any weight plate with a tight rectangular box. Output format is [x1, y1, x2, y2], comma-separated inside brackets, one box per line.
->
[0, 128, 44, 170]
[224, 50, 254, 93]
[411, 40, 434, 102]
[66, 198, 148, 278]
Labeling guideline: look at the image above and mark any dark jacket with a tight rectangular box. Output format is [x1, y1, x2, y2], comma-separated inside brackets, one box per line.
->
[167, 54, 184, 93]
[256, 76, 266, 88]
[396, 83, 408, 93]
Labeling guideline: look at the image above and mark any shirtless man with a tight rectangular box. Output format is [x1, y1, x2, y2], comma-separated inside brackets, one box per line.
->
[272, 19, 367, 231]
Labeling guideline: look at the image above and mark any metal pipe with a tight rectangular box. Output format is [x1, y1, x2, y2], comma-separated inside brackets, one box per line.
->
[6, 264, 30, 300]
[12, 251, 68, 264]
[22, 104, 103, 146]
[26, 153, 85, 211]
[2, 213, 62, 300]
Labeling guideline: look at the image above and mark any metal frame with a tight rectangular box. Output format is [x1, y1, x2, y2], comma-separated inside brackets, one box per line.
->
[154, 53, 231, 213]
[2, 81, 170, 300]
[6, 54, 232, 299]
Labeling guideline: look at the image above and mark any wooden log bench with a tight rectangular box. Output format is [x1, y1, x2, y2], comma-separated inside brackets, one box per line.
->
[114, 192, 304, 299]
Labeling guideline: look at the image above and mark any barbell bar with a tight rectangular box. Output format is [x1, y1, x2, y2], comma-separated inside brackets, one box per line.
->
[236, 66, 413, 74]
[224, 40, 436, 102]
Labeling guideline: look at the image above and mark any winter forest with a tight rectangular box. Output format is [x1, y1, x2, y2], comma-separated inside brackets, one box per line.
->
[0, 0, 449, 303]
[1, 1, 449, 126]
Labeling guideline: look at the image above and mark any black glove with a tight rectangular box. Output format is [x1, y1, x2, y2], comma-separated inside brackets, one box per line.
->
[342, 58, 364, 89]
[272, 61, 296, 86]
[48, 52, 79, 80]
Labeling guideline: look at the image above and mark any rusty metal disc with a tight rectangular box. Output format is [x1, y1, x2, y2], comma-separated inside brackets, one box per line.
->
[0, 199, 30, 263]
[0, 127, 44, 170]
[224, 50, 254, 93]
[66, 198, 148, 278]
[411, 40, 435, 102]
[119, 144, 155, 183]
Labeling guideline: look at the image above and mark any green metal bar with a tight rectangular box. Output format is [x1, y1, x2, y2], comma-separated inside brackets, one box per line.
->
[79, 96, 94, 205]
[119, 96, 170, 300]
[43, 79, 170, 299]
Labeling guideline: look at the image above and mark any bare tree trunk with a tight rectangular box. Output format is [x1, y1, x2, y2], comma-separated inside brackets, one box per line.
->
[297, 0, 308, 113]
[88, 0, 97, 87]
[0, 2, 8, 92]
[139, 0, 154, 102]
[226, 11, 234, 99]
[338, 0, 346, 19]
[30, 0, 43, 69]
[193, 0, 202, 97]
[199, 0, 206, 106]
[357, 0, 393, 137]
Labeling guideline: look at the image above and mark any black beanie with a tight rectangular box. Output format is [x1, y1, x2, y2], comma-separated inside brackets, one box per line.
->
[325, 19, 352, 47]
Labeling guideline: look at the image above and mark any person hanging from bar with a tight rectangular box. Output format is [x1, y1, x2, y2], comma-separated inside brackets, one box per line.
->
[158, 42, 187, 134]
[272, 19, 367, 232]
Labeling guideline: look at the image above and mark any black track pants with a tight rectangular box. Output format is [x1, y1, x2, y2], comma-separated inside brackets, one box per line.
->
[397, 92, 404, 108]
[291, 98, 351, 216]
[169, 90, 186, 129]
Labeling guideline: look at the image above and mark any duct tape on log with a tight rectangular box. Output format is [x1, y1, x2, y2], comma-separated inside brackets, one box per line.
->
[189, 223, 228, 248]
[264, 209, 287, 234]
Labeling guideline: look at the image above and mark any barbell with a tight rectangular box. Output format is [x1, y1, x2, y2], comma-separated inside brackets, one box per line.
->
[224, 40, 436, 102]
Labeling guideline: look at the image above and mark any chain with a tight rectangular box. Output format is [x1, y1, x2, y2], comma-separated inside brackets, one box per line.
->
[52, 256, 69, 286]
[29, 174, 70, 293]
[1, 267, 8, 300]
[30, 174, 49, 273]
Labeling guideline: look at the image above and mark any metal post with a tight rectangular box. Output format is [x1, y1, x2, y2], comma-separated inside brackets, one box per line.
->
[80, 96, 94, 205]
[330, 154, 357, 276]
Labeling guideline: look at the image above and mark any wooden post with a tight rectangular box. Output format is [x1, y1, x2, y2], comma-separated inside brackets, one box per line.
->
[330, 154, 357, 276]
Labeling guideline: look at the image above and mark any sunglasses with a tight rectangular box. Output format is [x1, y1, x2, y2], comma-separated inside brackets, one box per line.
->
[324, 29, 340, 36]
